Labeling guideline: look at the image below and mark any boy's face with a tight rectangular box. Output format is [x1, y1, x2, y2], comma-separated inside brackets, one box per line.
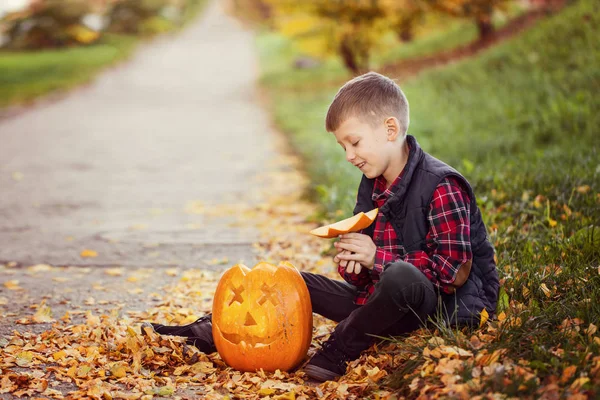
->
[333, 115, 399, 180]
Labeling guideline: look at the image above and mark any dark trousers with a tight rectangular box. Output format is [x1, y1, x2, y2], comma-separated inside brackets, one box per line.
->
[301, 261, 438, 357]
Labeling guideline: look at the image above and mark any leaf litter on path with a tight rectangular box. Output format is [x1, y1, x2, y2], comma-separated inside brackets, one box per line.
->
[2, 139, 594, 399]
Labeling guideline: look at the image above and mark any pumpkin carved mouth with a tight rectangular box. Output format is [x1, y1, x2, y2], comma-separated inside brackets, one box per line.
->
[218, 310, 282, 347]
[220, 331, 279, 348]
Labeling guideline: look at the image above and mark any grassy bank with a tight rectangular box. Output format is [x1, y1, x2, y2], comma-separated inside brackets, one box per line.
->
[0, 34, 137, 108]
[259, 0, 599, 397]
[0, 0, 208, 109]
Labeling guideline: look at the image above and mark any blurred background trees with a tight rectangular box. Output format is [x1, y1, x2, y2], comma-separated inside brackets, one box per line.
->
[0, 0, 204, 49]
[231, 0, 562, 74]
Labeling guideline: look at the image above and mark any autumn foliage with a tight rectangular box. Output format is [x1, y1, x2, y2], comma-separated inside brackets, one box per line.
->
[0, 0, 203, 49]
[238, 0, 523, 73]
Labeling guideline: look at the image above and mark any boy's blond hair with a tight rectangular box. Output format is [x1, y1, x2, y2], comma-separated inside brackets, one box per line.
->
[325, 72, 410, 135]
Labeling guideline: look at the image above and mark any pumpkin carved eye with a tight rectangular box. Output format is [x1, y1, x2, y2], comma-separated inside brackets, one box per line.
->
[229, 284, 244, 306]
[258, 282, 279, 306]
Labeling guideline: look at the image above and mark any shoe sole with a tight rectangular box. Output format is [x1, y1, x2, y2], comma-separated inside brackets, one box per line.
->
[303, 364, 341, 382]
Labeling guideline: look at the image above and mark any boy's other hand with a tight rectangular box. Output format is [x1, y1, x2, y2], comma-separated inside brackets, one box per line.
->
[334, 250, 363, 274]
[334, 233, 376, 270]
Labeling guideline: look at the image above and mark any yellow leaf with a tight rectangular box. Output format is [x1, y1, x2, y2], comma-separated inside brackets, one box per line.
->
[258, 388, 276, 396]
[479, 308, 489, 328]
[32, 300, 54, 323]
[570, 376, 590, 389]
[586, 323, 597, 336]
[576, 185, 590, 194]
[4, 280, 23, 290]
[149, 386, 174, 396]
[548, 218, 558, 227]
[110, 362, 128, 378]
[540, 283, 552, 298]
[173, 365, 190, 376]
[275, 392, 296, 400]
[52, 350, 66, 361]
[105, 268, 123, 276]
[16, 351, 34, 366]
[165, 268, 179, 277]
[76, 364, 92, 378]
[80, 249, 98, 258]
[190, 361, 216, 374]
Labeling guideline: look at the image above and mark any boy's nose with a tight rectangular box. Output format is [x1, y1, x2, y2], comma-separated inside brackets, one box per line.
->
[346, 149, 355, 162]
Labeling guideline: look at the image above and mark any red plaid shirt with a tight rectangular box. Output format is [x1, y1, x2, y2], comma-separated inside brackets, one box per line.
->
[338, 172, 472, 305]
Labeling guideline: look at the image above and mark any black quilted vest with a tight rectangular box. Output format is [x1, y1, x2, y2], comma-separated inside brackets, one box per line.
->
[353, 135, 499, 327]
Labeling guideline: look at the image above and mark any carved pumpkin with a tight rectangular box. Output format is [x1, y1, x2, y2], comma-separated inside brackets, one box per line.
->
[212, 261, 312, 372]
[310, 208, 379, 238]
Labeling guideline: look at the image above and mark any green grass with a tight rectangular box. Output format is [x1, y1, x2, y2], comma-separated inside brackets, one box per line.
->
[258, 0, 599, 396]
[0, 34, 138, 107]
[0, 0, 208, 109]
[374, 21, 479, 66]
[374, 3, 530, 66]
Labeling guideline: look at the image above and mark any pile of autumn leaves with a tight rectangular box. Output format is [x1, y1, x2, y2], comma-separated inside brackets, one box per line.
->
[1, 153, 599, 399]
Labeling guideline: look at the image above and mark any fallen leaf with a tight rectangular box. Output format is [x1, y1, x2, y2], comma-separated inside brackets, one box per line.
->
[576, 185, 590, 194]
[570, 376, 590, 390]
[560, 365, 577, 384]
[16, 351, 34, 367]
[4, 280, 23, 290]
[479, 308, 489, 328]
[105, 268, 124, 276]
[80, 249, 98, 258]
[32, 300, 54, 323]
[540, 283, 552, 298]
[110, 362, 128, 378]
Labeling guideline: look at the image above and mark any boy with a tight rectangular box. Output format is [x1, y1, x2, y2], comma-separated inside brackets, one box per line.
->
[146, 72, 499, 382]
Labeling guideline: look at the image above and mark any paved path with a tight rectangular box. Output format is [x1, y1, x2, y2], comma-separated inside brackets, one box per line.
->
[0, 0, 279, 339]
[0, 0, 274, 268]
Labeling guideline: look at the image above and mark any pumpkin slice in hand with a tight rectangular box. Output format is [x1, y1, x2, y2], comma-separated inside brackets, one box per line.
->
[309, 208, 378, 238]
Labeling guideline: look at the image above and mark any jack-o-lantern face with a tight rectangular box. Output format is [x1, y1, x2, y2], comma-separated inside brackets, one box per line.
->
[212, 262, 312, 372]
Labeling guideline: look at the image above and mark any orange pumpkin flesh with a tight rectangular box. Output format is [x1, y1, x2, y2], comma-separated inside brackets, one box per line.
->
[309, 208, 379, 238]
[212, 261, 312, 372]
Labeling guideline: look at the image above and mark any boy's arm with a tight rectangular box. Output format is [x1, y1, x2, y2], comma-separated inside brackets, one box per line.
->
[404, 177, 473, 293]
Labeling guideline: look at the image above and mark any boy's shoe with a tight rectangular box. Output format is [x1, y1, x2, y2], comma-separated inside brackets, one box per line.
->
[141, 315, 216, 354]
[304, 335, 352, 382]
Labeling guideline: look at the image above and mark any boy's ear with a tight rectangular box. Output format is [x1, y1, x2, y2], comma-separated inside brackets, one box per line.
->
[384, 117, 401, 141]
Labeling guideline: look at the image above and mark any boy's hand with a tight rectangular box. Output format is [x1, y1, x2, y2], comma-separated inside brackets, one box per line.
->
[334, 233, 376, 270]
[334, 250, 363, 274]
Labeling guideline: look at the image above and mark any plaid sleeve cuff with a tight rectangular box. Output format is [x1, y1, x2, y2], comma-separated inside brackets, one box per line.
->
[337, 263, 372, 287]
[371, 248, 399, 282]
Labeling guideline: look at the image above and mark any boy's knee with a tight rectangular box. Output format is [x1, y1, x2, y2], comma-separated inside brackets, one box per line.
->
[378, 261, 435, 305]
[380, 261, 424, 288]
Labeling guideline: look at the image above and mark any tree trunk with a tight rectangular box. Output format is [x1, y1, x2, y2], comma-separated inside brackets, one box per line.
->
[399, 27, 413, 43]
[339, 36, 360, 75]
[476, 18, 495, 41]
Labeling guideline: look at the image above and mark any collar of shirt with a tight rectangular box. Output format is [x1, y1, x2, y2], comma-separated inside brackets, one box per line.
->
[371, 143, 413, 203]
